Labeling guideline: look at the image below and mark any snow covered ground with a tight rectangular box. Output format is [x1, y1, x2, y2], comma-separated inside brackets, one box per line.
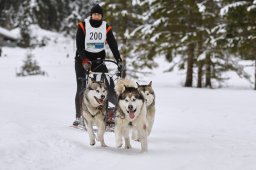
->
[1, 30, 256, 170]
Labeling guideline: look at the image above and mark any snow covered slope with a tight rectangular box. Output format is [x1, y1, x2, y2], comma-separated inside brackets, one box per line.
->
[0, 29, 256, 170]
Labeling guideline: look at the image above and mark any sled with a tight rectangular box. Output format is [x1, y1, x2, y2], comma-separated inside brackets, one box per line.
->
[77, 59, 124, 132]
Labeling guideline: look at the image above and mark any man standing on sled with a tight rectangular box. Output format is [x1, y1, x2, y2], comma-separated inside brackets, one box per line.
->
[73, 4, 123, 126]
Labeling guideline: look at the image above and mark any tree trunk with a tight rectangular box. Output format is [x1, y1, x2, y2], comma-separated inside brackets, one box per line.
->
[122, 57, 127, 78]
[197, 60, 203, 88]
[205, 53, 212, 88]
[121, 39, 127, 78]
[184, 43, 194, 87]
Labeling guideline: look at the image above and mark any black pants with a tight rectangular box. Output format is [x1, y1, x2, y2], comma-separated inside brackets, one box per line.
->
[75, 59, 117, 118]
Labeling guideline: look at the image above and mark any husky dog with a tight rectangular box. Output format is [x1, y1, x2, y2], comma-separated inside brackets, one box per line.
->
[137, 81, 155, 136]
[114, 79, 148, 152]
[82, 79, 108, 147]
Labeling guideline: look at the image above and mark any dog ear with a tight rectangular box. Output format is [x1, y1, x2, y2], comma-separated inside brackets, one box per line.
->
[123, 85, 130, 93]
[88, 77, 94, 85]
[99, 81, 107, 89]
[148, 81, 152, 86]
[124, 85, 127, 90]
[137, 91, 145, 102]
[88, 86, 93, 90]
[88, 78, 97, 90]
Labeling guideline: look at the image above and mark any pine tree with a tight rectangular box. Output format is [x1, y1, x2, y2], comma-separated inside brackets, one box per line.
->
[132, 0, 173, 69]
[195, 0, 223, 88]
[34, 0, 66, 31]
[221, 0, 256, 89]
[19, 0, 34, 47]
[61, 0, 93, 38]
[103, 0, 143, 78]
[0, 0, 22, 29]
[132, 1, 205, 87]
[16, 52, 46, 76]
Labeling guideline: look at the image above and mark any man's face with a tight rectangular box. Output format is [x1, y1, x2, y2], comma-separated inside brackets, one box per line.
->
[92, 13, 102, 20]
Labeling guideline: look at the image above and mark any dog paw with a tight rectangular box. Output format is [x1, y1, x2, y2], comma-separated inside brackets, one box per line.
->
[101, 143, 108, 147]
[124, 145, 132, 149]
[132, 137, 140, 142]
[140, 149, 147, 153]
[140, 145, 148, 153]
[116, 143, 123, 148]
[90, 139, 95, 146]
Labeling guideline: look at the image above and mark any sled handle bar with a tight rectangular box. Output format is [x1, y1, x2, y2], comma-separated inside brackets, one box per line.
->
[88, 72, 119, 77]
[89, 59, 124, 75]
[90, 59, 118, 66]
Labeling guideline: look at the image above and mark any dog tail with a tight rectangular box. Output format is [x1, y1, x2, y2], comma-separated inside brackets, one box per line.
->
[115, 79, 137, 96]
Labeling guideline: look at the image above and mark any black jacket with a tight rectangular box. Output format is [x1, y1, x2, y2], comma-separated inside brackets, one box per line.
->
[76, 19, 121, 62]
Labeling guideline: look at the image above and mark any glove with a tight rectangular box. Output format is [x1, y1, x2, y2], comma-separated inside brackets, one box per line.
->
[82, 58, 91, 71]
[83, 63, 91, 71]
[117, 61, 124, 72]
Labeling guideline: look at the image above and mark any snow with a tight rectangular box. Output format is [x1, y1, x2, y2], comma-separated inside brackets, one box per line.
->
[0, 27, 19, 40]
[1, 27, 256, 170]
[30, 0, 39, 10]
[150, 32, 161, 42]
[220, 1, 248, 16]
[197, 2, 206, 13]
[247, 4, 256, 11]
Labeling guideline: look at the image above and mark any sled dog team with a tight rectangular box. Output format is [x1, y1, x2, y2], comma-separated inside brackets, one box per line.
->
[81, 78, 155, 152]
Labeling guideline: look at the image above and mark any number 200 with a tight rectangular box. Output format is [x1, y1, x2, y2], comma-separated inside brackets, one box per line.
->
[90, 32, 102, 40]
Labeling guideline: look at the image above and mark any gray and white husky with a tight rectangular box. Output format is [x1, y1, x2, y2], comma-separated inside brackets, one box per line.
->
[114, 79, 148, 152]
[137, 81, 155, 136]
[82, 79, 108, 147]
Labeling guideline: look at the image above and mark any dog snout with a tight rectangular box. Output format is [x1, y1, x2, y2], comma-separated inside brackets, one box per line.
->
[128, 105, 133, 110]
[101, 95, 105, 99]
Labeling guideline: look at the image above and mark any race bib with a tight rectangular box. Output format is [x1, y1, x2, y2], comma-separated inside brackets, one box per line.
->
[84, 18, 107, 53]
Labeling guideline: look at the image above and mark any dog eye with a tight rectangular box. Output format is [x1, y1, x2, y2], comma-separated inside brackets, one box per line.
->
[132, 98, 136, 101]
[147, 93, 149, 95]
[103, 90, 105, 93]
[96, 90, 100, 93]
[125, 99, 129, 102]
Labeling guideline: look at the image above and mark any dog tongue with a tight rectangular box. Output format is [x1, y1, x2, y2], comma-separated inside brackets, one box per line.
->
[129, 111, 135, 119]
